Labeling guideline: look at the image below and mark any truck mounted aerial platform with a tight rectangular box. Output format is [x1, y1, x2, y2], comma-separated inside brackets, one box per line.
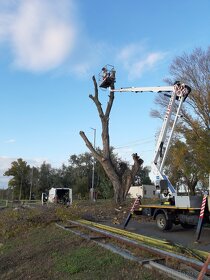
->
[99, 66, 210, 235]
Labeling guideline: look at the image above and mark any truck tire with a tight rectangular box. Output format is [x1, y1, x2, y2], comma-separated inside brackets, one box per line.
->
[156, 213, 173, 231]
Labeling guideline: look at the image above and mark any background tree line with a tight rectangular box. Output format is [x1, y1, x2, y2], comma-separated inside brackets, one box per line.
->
[2, 150, 151, 200]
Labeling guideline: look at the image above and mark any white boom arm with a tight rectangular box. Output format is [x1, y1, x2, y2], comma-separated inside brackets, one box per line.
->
[111, 86, 174, 93]
[111, 82, 191, 195]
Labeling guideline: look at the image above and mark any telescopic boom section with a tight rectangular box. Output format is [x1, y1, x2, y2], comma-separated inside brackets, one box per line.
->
[111, 82, 191, 195]
[111, 86, 174, 93]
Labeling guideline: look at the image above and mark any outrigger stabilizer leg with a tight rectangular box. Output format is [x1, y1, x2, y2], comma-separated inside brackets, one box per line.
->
[195, 194, 208, 242]
[124, 195, 142, 229]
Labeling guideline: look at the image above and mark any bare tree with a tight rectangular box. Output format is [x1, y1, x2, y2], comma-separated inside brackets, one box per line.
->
[80, 76, 143, 204]
[151, 47, 210, 132]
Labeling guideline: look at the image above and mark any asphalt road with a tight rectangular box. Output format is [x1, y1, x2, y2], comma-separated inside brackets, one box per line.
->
[122, 218, 210, 253]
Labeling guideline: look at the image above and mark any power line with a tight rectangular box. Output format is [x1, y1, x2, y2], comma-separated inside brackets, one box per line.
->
[139, 149, 153, 153]
[114, 137, 154, 150]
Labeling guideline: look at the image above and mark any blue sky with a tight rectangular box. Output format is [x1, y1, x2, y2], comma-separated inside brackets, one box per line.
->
[0, 0, 209, 187]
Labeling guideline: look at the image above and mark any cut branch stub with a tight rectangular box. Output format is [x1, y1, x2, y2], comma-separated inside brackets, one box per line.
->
[132, 153, 144, 166]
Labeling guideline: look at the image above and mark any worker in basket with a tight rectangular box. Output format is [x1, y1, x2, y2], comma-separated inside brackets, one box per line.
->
[102, 67, 108, 80]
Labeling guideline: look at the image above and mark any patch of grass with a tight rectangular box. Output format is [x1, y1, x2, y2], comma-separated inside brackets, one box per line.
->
[0, 224, 171, 280]
[0, 200, 173, 279]
[55, 246, 123, 274]
[53, 241, 158, 280]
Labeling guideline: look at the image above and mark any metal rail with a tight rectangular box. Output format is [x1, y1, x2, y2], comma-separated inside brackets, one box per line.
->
[55, 220, 210, 279]
[78, 219, 208, 261]
[55, 222, 192, 280]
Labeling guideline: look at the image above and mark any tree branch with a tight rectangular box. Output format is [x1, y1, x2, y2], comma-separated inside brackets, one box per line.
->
[89, 76, 104, 119]
[105, 91, 114, 118]
[122, 153, 144, 198]
[79, 131, 102, 162]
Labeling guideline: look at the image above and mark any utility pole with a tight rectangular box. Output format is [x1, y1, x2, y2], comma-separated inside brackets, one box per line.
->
[90, 128, 96, 201]
[19, 173, 23, 201]
[209, 173, 210, 194]
[29, 167, 34, 200]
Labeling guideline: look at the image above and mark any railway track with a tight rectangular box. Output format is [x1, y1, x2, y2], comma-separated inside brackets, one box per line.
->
[56, 219, 210, 280]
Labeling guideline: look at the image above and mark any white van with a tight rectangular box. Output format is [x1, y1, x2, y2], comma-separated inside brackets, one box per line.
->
[42, 188, 72, 205]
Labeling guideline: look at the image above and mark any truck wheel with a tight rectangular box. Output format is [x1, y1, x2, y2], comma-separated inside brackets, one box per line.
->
[156, 213, 173, 231]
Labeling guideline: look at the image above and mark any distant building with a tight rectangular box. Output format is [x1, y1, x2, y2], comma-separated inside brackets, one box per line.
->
[128, 185, 157, 199]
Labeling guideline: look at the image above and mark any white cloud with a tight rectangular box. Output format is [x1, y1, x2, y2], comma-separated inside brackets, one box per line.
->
[117, 43, 144, 61]
[0, 0, 77, 71]
[117, 43, 167, 80]
[129, 52, 166, 79]
[0, 2, 167, 79]
[5, 139, 16, 143]
[0, 156, 15, 171]
[69, 41, 109, 78]
[73, 62, 91, 77]
[0, 156, 15, 188]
